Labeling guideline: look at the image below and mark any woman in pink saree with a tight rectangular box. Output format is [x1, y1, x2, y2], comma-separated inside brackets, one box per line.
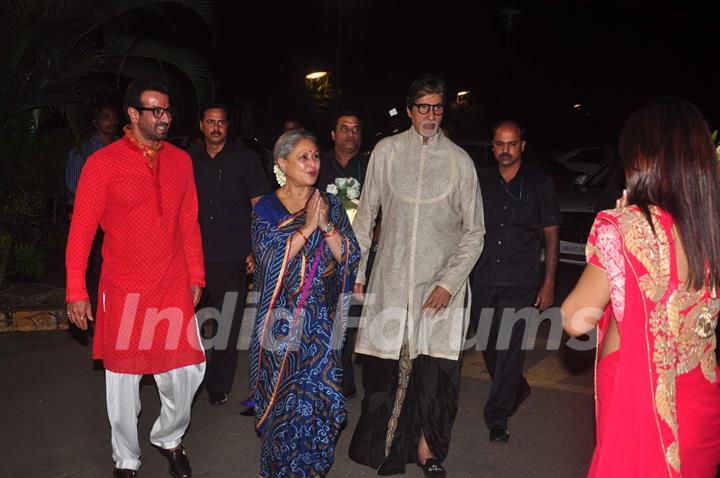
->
[562, 97, 720, 477]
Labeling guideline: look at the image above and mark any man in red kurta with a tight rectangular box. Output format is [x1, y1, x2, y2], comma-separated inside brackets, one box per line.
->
[66, 79, 206, 478]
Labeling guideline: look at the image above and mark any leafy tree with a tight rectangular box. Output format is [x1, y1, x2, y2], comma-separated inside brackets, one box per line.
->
[0, 0, 216, 287]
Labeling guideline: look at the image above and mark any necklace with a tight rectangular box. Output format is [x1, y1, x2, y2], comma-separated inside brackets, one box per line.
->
[500, 176, 524, 202]
[277, 188, 311, 214]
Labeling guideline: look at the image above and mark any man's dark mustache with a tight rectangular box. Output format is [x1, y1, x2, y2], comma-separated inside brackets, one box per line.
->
[500, 154, 512, 160]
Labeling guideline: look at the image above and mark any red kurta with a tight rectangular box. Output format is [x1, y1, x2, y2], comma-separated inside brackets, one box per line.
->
[66, 136, 206, 374]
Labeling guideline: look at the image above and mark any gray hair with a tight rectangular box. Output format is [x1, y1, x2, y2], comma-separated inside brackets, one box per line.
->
[406, 73, 447, 109]
[273, 129, 318, 162]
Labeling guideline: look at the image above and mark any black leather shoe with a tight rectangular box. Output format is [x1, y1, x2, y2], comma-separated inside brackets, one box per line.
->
[239, 406, 255, 417]
[377, 461, 405, 475]
[489, 427, 510, 443]
[113, 469, 137, 477]
[420, 458, 446, 478]
[208, 392, 228, 405]
[158, 444, 192, 478]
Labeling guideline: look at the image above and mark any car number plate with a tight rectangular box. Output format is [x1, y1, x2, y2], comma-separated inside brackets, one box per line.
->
[560, 240, 585, 255]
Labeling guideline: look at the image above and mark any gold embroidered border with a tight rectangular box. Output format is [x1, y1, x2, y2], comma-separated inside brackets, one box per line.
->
[620, 207, 679, 472]
[620, 206, 719, 474]
[385, 342, 412, 457]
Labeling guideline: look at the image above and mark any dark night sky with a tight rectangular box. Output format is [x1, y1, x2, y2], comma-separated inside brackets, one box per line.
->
[205, 0, 717, 151]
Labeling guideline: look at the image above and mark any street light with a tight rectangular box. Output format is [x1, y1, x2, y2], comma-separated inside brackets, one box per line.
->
[499, 5, 521, 112]
[500, 5, 521, 32]
[305, 71, 328, 80]
[457, 90, 470, 104]
[304, 71, 335, 112]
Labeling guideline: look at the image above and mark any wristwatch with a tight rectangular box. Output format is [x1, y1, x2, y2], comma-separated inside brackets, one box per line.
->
[323, 223, 335, 234]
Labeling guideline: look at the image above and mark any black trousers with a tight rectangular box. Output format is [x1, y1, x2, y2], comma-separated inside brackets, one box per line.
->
[341, 321, 359, 395]
[349, 354, 460, 469]
[342, 248, 377, 395]
[86, 228, 103, 332]
[199, 261, 248, 396]
[471, 284, 535, 429]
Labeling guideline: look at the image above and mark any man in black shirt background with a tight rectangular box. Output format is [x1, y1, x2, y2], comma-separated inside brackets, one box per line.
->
[317, 110, 372, 399]
[189, 103, 270, 406]
[316, 110, 369, 193]
[471, 119, 561, 443]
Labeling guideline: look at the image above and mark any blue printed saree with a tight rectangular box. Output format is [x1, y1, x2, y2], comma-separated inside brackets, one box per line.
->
[250, 191, 359, 477]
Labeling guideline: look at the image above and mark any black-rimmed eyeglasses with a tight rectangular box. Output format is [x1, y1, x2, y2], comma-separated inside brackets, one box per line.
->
[413, 103, 444, 115]
[134, 106, 174, 118]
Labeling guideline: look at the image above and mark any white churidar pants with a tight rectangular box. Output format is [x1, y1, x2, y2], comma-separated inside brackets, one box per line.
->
[105, 362, 205, 471]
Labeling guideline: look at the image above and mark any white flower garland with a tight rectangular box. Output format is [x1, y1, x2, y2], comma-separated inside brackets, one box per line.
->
[273, 164, 286, 186]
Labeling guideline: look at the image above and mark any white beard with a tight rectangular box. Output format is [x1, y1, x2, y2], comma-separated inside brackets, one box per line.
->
[419, 121, 439, 138]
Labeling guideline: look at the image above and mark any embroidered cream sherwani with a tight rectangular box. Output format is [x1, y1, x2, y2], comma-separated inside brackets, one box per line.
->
[352, 128, 485, 361]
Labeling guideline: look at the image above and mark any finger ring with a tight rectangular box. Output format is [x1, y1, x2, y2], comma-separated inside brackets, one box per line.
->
[66, 311, 71, 316]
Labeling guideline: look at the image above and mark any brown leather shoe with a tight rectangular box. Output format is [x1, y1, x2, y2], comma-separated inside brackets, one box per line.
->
[158, 444, 192, 478]
[113, 469, 137, 478]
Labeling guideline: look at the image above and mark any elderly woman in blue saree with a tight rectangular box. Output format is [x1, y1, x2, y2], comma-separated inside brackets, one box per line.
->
[249, 129, 360, 477]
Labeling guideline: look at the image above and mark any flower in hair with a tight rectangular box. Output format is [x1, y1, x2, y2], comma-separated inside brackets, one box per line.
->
[273, 164, 287, 186]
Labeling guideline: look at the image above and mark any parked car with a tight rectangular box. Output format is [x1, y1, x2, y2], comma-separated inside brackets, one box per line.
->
[456, 139, 493, 175]
[525, 151, 583, 195]
[554, 146, 615, 176]
[557, 159, 625, 265]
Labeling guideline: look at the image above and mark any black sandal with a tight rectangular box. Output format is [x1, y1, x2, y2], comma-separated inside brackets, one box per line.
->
[421, 458, 446, 478]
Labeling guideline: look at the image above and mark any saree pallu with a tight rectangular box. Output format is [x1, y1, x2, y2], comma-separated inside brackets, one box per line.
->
[586, 206, 720, 478]
[249, 191, 360, 478]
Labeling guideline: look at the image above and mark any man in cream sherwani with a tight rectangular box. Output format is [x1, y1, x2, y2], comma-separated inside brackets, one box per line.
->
[348, 73, 485, 478]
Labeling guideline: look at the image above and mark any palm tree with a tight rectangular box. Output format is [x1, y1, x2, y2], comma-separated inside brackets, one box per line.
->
[0, 0, 217, 287]
[0, 0, 216, 132]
